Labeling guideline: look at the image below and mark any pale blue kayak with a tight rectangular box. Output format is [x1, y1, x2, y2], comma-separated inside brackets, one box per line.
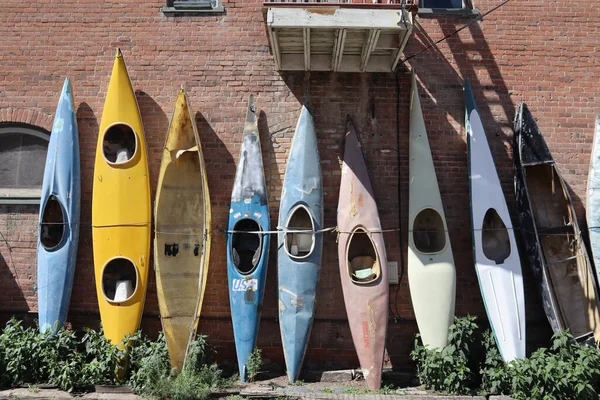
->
[37, 78, 81, 333]
[278, 106, 323, 382]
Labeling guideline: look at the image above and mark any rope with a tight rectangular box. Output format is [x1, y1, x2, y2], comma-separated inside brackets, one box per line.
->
[276, 226, 338, 234]
[224, 226, 398, 235]
[16, 224, 599, 235]
[154, 231, 204, 236]
[38, 222, 79, 225]
[91, 222, 150, 228]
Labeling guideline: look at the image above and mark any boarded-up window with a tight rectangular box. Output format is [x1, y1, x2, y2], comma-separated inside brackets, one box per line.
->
[0, 125, 49, 202]
[163, 0, 224, 13]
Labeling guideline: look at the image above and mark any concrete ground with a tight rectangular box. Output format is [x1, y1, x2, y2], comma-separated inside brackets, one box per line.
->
[0, 371, 513, 399]
[0, 386, 511, 400]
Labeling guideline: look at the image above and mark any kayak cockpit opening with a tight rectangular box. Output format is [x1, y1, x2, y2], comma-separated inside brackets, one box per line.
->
[284, 205, 314, 259]
[40, 195, 66, 250]
[413, 208, 446, 254]
[232, 219, 263, 275]
[482, 208, 510, 264]
[101, 257, 138, 303]
[103, 123, 137, 165]
[347, 227, 380, 284]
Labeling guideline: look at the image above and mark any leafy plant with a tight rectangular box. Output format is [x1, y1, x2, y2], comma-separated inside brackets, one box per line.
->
[0, 318, 230, 397]
[377, 384, 398, 394]
[129, 334, 226, 400]
[127, 335, 171, 396]
[80, 326, 128, 386]
[49, 351, 88, 392]
[410, 316, 479, 394]
[509, 331, 600, 400]
[27, 385, 40, 393]
[412, 316, 600, 399]
[0, 319, 86, 387]
[246, 348, 262, 383]
[480, 329, 511, 395]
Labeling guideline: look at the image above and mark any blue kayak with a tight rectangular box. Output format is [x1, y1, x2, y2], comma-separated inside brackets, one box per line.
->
[278, 106, 323, 382]
[37, 78, 81, 333]
[227, 94, 270, 382]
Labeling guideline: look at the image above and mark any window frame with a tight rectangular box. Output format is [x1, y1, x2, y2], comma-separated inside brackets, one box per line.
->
[161, 0, 224, 15]
[418, 0, 479, 15]
[0, 124, 50, 205]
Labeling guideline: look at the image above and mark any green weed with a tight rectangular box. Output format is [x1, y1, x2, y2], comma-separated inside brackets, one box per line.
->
[412, 316, 600, 399]
[27, 385, 40, 393]
[410, 316, 479, 394]
[246, 348, 262, 383]
[0, 318, 228, 397]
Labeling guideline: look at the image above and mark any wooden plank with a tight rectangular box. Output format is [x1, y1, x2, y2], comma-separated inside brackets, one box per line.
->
[332, 28, 347, 72]
[360, 29, 380, 72]
[268, 7, 408, 30]
[269, 27, 282, 70]
[303, 28, 310, 71]
[392, 13, 414, 71]
[391, 24, 413, 71]
[280, 53, 395, 73]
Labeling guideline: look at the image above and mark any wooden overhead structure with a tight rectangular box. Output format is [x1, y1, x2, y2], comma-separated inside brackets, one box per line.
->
[265, 6, 414, 73]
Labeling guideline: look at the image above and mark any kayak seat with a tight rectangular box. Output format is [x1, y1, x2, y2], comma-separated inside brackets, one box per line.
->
[113, 280, 134, 302]
[288, 232, 313, 257]
[173, 145, 199, 161]
[296, 233, 312, 254]
[350, 255, 377, 282]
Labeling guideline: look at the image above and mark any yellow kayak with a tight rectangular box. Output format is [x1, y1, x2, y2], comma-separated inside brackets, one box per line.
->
[92, 49, 151, 346]
[154, 88, 211, 371]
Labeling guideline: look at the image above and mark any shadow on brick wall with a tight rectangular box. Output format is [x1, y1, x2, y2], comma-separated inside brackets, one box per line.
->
[70, 102, 98, 320]
[0, 246, 30, 324]
[193, 110, 236, 339]
[137, 90, 169, 323]
[257, 110, 280, 321]
[405, 15, 553, 355]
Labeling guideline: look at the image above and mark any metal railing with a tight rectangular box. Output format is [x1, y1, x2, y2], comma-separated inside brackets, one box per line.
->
[265, 0, 404, 4]
[264, 0, 412, 9]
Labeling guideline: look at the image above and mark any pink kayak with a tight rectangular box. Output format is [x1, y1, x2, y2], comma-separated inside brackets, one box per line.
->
[337, 117, 389, 390]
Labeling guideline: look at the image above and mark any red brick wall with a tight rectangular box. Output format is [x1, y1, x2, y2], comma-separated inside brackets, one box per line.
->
[1, 0, 598, 372]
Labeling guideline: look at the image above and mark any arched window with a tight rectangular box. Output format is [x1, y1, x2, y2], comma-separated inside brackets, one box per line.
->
[0, 124, 50, 204]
